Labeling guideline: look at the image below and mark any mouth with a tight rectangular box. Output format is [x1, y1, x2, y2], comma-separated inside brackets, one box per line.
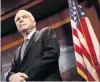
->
[20, 24, 26, 27]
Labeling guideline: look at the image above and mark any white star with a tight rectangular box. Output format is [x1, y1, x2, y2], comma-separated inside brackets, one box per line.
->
[78, 5, 82, 8]
[81, 12, 85, 15]
[72, 14, 74, 17]
[73, 12, 76, 15]
[69, 0, 71, 4]
[73, 7, 76, 10]
[69, 5, 71, 7]
[74, 17, 77, 20]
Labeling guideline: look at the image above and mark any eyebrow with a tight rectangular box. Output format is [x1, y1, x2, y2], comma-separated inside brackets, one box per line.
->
[15, 17, 19, 22]
[15, 15, 28, 21]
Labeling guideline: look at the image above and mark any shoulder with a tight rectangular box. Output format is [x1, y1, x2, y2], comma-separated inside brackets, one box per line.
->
[40, 27, 56, 39]
[40, 27, 55, 36]
[39, 27, 51, 33]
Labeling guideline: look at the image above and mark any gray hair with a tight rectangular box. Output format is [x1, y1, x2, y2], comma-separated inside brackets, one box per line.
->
[14, 10, 35, 22]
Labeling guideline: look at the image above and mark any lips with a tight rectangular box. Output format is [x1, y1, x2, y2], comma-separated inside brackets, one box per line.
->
[20, 24, 26, 27]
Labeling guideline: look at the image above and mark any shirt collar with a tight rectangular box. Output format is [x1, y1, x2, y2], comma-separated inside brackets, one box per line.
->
[24, 28, 36, 40]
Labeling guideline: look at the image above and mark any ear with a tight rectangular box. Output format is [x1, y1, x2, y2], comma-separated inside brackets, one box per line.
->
[33, 21, 36, 26]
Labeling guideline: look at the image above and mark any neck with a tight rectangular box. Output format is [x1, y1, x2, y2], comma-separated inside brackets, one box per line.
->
[21, 27, 36, 38]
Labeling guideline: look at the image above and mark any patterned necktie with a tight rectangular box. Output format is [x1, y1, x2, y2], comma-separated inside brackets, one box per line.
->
[20, 39, 29, 61]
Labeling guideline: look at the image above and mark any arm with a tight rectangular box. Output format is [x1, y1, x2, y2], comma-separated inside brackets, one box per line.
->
[6, 48, 28, 82]
[24, 27, 60, 80]
[6, 56, 16, 81]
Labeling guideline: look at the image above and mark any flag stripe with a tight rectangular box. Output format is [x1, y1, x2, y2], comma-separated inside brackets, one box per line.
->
[77, 61, 95, 81]
[83, 55, 99, 80]
[80, 18, 100, 79]
[81, 43, 92, 65]
[85, 17, 100, 63]
[73, 35, 80, 47]
[72, 28, 78, 37]
[80, 18, 99, 64]
[75, 51, 97, 80]
[76, 27, 93, 65]
[67, 0, 100, 80]
[75, 38, 98, 80]
[75, 51, 85, 67]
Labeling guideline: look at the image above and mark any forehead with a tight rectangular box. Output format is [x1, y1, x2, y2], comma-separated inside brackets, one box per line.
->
[15, 11, 29, 20]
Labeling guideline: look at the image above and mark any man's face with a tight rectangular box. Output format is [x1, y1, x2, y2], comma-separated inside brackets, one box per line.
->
[15, 12, 36, 33]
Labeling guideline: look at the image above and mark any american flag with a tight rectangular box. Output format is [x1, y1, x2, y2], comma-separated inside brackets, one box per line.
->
[67, 0, 100, 81]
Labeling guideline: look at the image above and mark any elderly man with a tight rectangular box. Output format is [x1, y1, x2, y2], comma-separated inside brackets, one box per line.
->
[6, 10, 62, 82]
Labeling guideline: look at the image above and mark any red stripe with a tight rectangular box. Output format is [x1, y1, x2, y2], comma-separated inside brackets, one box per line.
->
[77, 61, 95, 80]
[72, 27, 83, 57]
[74, 44, 82, 56]
[76, 61, 87, 75]
[80, 17, 100, 79]
[73, 26, 93, 66]
[81, 43, 93, 65]
[75, 41, 95, 80]
[72, 28, 78, 37]
[72, 20, 99, 80]
[77, 26, 93, 65]
[80, 17, 99, 64]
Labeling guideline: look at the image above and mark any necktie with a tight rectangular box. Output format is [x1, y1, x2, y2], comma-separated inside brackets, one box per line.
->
[20, 39, 29, 61]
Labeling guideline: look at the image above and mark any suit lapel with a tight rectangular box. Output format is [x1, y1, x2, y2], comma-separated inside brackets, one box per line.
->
[16, 44, 22, 69]
[21, 31, 39, 64]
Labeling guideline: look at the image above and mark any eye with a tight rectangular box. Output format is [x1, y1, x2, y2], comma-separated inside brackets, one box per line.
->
[23, 15, 28, 18]
[16, 17, 20, 22]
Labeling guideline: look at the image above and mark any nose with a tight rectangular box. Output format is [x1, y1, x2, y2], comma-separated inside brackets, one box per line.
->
[19, 17, 23, 23]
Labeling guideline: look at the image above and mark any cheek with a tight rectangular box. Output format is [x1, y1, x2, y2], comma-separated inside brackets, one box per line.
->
[16, 22, 19, 27]
[28, 22, 33, 27]
[16, 23, 21, 31]
[32, 22, 36, 27]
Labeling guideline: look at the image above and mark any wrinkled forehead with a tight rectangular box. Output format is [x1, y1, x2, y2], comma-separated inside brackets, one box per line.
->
[15, 10, 35, 22]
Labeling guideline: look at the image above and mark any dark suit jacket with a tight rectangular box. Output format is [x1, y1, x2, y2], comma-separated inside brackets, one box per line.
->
[6, 27, 62, 81]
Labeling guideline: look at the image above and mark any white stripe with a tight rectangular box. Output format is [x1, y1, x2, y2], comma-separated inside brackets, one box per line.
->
[85, 17, 100, 64]
[71, 20, 77, 29]
[73, 35, 80, 47]
[75, 51, 85, 67]
[74, 24, 99, 80]
[83, 55, 99, 81]
[77, 29, 90, 53]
